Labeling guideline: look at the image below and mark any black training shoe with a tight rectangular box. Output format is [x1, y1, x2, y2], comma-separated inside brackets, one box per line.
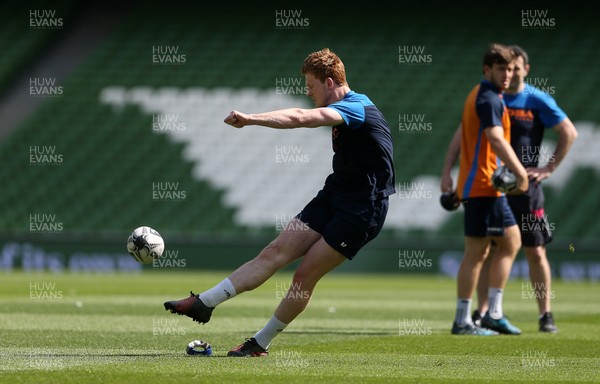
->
[227, 338, 268, 357]
[451, 322, 498, 335]
[539, 312, 558, 333]
[164, 291, 213, 324]
[472, 310, 482, 327]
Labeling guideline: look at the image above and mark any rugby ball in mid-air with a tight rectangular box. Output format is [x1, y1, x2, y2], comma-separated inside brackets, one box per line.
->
[491, 165, 518, 193]
[126, 226, 164, 264]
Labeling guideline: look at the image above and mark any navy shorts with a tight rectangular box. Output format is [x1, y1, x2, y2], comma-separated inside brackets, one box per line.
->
[507, 181, 553, 246]
[296, 189, 389, 259]
[463, 196, 517, 237]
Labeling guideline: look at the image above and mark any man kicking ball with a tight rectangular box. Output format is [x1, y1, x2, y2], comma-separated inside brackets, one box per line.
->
[164, 48, 396, 356]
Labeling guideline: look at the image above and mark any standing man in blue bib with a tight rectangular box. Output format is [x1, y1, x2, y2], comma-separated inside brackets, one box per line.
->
[473, 45, 578, 332]
[164, 48, 396, 356]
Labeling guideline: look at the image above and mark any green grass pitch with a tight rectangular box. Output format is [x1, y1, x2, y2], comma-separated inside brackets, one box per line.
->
[1, 270, 598, 383]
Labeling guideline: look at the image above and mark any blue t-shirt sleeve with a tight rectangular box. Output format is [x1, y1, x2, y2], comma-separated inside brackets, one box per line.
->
[327, 101, 365, 129]
[535, 92, 567, 129]
[476, 95, 504, 129]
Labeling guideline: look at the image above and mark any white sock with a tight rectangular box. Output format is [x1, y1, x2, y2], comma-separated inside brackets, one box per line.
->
[198, 278, 237, 308]
[253, 315, 288, 349]
[455, 298, 472, 326]
[488, 287, 504, 320]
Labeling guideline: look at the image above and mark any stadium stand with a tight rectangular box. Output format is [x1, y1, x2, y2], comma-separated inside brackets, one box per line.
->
[0, 1, 78, 92]
[0, 1, 599, 248]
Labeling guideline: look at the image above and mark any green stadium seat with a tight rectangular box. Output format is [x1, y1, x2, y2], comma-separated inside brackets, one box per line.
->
[0, 2, 598, 243]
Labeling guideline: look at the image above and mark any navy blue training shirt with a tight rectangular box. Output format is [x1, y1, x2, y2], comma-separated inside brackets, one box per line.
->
[325, 91, 396, 199]
[503, 84, 567, 168]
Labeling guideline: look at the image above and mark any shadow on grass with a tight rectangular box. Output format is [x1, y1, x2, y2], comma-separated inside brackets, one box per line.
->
[15, 352, 172, 358]
[13, 352, 239, 359]
[285, 330, 397, 335]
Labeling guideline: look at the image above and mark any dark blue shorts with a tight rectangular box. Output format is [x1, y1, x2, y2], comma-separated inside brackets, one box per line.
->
[462, 196, 516, 237]
[507, 181, 553, 247]
[296, 189, 389, 259]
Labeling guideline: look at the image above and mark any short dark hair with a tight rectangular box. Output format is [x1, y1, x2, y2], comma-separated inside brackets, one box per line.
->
[482, 43, 514, 70]
[509, 45, 529, 65]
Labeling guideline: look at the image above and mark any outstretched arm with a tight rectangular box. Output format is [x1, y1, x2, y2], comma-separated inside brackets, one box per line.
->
[224, 108, 344, 129]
